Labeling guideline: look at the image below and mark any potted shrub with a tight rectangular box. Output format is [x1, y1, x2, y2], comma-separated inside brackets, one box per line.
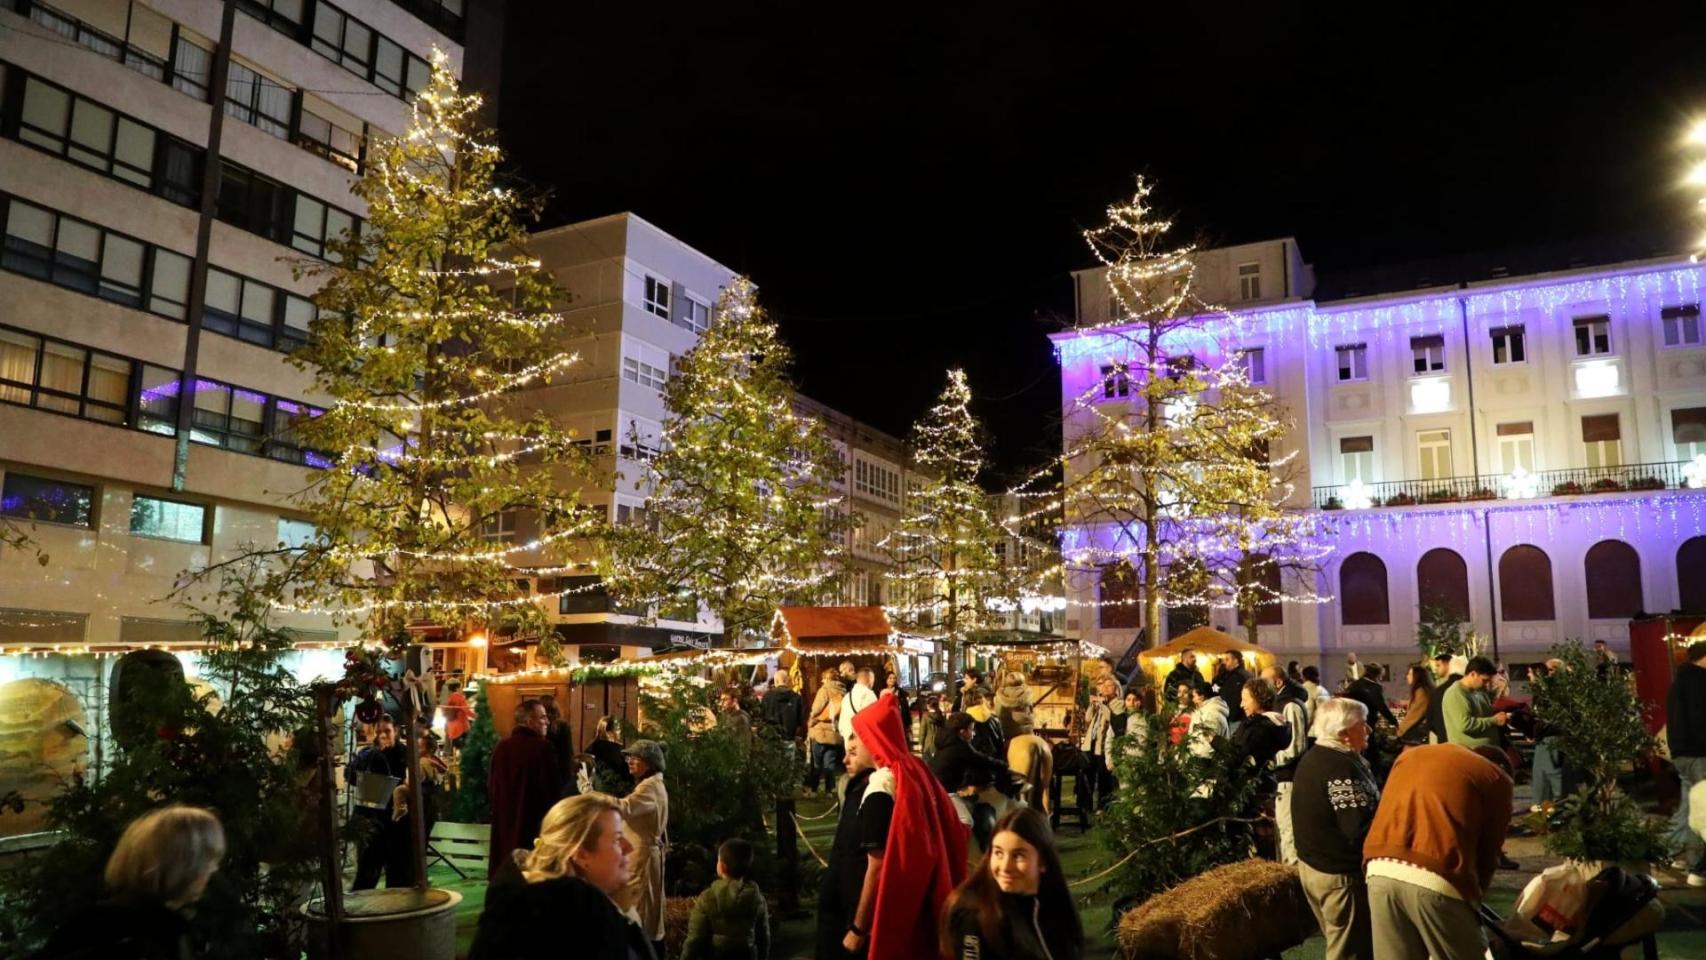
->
[1628, 476, 1665, 492]
[1528, 642, 1667, 872]
[1322, 497, 1343, 510]
[1552, 480, 1585, 496]
[1465, 487, 1498, 501]
[1385, 492, 1418, 507]
[1590, 478, 1626, 494]
[1424, 488, 1461, 504]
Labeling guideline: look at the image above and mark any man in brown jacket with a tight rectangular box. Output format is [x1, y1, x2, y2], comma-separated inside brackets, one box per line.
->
[1362, 743, 1513, 960]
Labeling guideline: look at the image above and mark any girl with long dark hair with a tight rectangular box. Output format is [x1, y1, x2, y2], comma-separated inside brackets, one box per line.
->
[1394, 664, 1433, 746]
[940, 807, 1082, 960]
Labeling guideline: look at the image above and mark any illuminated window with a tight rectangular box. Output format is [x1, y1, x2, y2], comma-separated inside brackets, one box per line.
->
[1672, 407, 1706, 460]
[1339, 435, 1374, 484]
[1417, 429, 1452, 480]
[1496, 422, 1535, 474]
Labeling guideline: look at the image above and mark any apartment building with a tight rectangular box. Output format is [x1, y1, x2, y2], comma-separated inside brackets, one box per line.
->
[1055, 235, 1706, 671]
[0, 0, 479, 834]
[519, 213, 931, 662]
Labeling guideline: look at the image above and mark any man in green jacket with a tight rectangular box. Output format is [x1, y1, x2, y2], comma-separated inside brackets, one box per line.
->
[684, 838, 770, 960]
[1443, 657, 1508, 750]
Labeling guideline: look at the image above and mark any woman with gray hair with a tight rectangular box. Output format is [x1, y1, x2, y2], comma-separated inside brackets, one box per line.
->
[1290, 698, 1381, 960]
[41, 805, 226, 959]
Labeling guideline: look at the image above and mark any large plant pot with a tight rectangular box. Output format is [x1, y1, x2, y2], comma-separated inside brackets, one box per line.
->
[304, 888, 462, 960]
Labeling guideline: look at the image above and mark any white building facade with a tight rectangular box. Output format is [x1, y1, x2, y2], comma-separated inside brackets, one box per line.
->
[1056, 240, 1706, 673]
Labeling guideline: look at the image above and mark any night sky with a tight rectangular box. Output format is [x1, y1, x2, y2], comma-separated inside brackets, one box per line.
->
[499, 7, 1706, 483]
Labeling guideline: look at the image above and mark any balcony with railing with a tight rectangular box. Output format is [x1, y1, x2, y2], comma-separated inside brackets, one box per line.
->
[1311, 459, 1705, 510]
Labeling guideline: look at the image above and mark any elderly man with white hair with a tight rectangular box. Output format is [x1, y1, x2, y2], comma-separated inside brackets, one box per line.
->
[1290, 697, 1381, 960]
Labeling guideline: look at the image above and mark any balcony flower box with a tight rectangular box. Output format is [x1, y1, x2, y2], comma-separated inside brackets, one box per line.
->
[1322, 497, 1344, 510]
[1385, 492, 1418, 507]
[1551, 480, 1585, 496]
[1628, 476, 1665, 491]
[1424, 489, 1461, 504]
[1464, 487, 1498, 501]
[1590, 478, 1625, 494]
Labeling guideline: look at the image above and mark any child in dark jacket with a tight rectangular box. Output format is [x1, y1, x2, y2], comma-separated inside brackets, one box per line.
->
[683, 839, 770, 960]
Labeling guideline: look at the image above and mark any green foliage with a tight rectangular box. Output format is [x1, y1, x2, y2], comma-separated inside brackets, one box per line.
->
[450, 684, 496, 823]
[285, 54, 595, 655]
[882, 370, 1014, 676]
[1415, 604, 1465, 661]
[604, 280, 852, 644]
[1532, 641, 1667, 863]
[0, 563, 319, 958]
[1097, 711, 1258, 902]
[638, 675, 799, 894]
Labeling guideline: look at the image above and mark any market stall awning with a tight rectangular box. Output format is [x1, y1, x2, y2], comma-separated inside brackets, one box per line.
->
[1145, 626, 1265, 660]
[771, 606, 893, 645]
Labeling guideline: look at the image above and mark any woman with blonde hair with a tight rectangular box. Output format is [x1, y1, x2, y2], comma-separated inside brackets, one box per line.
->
[470, 793, 655, 959]
[41, 805, 225, 959]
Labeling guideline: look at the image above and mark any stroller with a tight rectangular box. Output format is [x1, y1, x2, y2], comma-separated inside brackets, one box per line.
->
[1477, 866, 1663, 959]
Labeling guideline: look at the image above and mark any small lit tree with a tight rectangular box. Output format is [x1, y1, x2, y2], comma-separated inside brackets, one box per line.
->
[882, 370, 1013, 676]
[604, 279, 852, 645]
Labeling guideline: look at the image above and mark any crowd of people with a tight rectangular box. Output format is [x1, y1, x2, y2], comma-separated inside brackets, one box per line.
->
[35, 639, 1706, 960]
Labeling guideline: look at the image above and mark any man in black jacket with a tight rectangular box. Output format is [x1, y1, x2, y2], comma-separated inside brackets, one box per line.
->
[1292, 697, 1381, 960]
[1213, 652, 1252, 724]
[930, 712, 1012, 851]
[1668, 640, 1706, 887]
[1426, 654, 1461, 745]
[760, 673, 805, 748]
[1164, 649, 1201, 706]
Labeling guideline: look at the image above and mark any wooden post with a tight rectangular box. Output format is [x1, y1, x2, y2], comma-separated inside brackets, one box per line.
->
[311, 684, 344, 958]
[403, 679, 429, 892]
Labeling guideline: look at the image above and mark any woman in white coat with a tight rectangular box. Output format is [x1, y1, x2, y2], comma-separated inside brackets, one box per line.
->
[616, 739, 669, 955]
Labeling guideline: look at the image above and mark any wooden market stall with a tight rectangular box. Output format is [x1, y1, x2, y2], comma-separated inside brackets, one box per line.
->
[771, 606, 919, 708]
[1136, 626, 1276, 692]
[966, 630, 1110, 738]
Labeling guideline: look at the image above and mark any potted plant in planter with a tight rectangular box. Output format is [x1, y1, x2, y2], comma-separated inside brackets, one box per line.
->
[1528, 642, 1667, 872]
[1465, 487, 1498, 502]
[1629, 476, 1666, 491]
[1424, 488, 1461, 504]
[1322, 497, 1343, 510]
[1385, 491, 1418, 507]
[1590, 478, 1626, 494]
[1552, 480, 1586, 496]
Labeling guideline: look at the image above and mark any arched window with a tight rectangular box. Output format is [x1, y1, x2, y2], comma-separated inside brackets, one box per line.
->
[1098, 562, 1141, 630]
[1239, 553, 1284, 628]
[1584, 540, 1642, 620]
[1499, 545, 1555, 621]
[1340, 552, 1389, 625]
[1417, 548, 1471, 623]
[1678, 538, 1706, 614]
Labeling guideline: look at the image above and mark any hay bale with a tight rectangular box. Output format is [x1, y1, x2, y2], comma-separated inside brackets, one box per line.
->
[664, 895, 696, 957]
[1117, 859, 1317, 960]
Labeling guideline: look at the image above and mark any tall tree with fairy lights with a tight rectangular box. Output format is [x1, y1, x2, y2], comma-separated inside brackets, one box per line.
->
[1016, 177, 1329, 649]
[604, 278, 851, 645]
[882, 369, 1012, 676]
[283, 49, 596, 657]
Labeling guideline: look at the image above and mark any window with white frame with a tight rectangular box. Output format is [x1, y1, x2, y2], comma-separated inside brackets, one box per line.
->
[618, 416, 663, 461]
[1410, 335, 1445, 375]
[1581, 414, 1621, 467]
[679, 294, 710, 333]
[1417, 429, 1453, 480]
[1237, 262, 1261, 301]
[621, 339, 669, 390]
[1672, 407, 1706, 460]
[1239, 347, 1266, 385]
[614, 499, 650, 528]
[479, 510, 517, 543]
[854, 456, 901, 504]
[1490, 324, 1526, 364]
[642, 275, 670, 318]
[1496, 422, 1535, 474]
[1099, 364, 1129, 399]
[1663, 304, 1703, 348]
[1573, 315, 1612, 357]
[1335, 344, 1368, 382]
[1339, 436, 1374, 484]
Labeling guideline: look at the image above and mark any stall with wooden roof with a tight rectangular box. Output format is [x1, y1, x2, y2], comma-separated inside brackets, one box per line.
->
[1136, 626, 1275, 691]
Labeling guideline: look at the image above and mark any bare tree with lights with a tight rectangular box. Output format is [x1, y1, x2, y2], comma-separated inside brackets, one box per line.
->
[1015, 177, 1330, 649]
[603, 278, 852, 645]
[881, 369, 1014, 677]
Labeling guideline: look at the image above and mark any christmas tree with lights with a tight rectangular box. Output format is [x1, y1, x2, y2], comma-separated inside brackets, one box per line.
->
[604, 279, 851, 645]
[281, 49, 598, 654]
[1019, 177, 1330, 648]
[881, 369, 1012, 676]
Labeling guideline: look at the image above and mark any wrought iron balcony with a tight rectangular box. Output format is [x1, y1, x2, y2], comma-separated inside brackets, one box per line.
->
[1311, 459, 1701, 510]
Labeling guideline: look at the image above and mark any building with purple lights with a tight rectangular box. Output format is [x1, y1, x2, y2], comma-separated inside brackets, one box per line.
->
[1055, 236, 1706, 677]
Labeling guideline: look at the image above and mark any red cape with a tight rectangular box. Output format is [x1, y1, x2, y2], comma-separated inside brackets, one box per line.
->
[853, 693, 968, 960]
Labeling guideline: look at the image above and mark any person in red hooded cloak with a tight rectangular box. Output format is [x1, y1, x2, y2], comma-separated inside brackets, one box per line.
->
[842, 692, 968, 958]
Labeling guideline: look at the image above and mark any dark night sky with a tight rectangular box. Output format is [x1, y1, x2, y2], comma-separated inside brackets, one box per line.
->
[499, 7, 1706, 483]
